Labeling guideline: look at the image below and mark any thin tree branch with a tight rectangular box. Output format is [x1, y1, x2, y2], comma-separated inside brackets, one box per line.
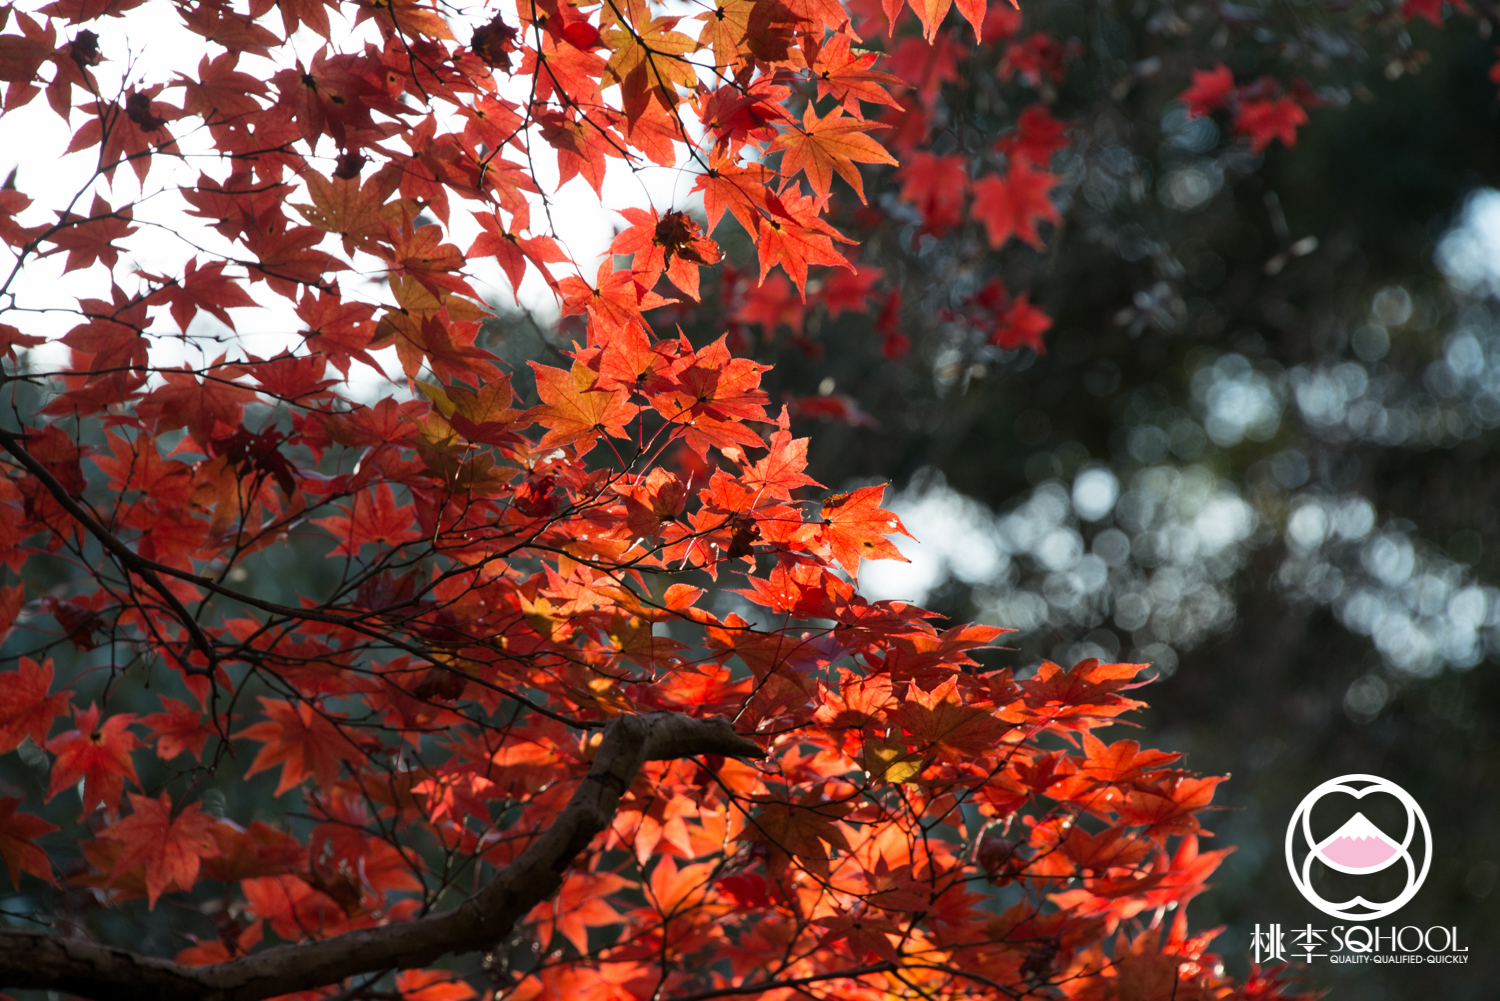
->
[0, 427, 218, 672]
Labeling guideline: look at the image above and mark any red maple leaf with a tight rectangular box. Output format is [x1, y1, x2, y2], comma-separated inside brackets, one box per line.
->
[468, 211, 571, 300]
[42, 194, 137, 273]
[379, 221, 476, 300]
[170, 50, 267, 122]
[893, 675, 1007, 761]
[1234, 95, 1307, 152]
[141, 696, 219, 762]
[768, 103, 897, 203]
[896, 151, 969, 238]
[1021, 659, 1148, 726]
[999, 33, 1069, 87]
[649, 335, 770, 426]
[609, 207, 722, 301]
[812, 33, 904, 117]
[558, 261, 677, 340]
[997, 104, 1069, 166]
[529, 870, 631, 953]
[972, 162, 1061, 251]
[692, 155, 777, 235]
[63, 86, 180, 185]
[0, 656, 71, 755]
[815, 264, 883, 318]
[242, 222, 347, 299]
[991, 291, 1052, 353]
[734, 272, 806, 335]
[393, 970, 479, 1001]
[178, 1, 281, 55]
[697, 80, 791, 157]
[886, 35, 968, 108]
[238, 698, 366, 796]
[311, 483, 424, 555]
[1402, 0, 1446, 24]
[45, 703, 142, 819]
[537, 110, 621, 196]
[1116, 776, 1226, 841]
[0, 584, 22, 644]
[140, 258, 257, 333]
[135, 360, 259, 446]
[1180, 64, 1234, 118]
[200, 820, 308, 882]
[100, 792, 221, 907]
[0, 797, 57, 886]
[0, 322, 46, 365]
[756, 190, 856, 295]
[295, 289, 382, 378]
[59, 284, 152, 380]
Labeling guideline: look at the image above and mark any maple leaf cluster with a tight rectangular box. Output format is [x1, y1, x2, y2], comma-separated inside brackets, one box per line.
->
[0, 0, 1341, 996]
[1179, 65, 1313, 155]
[849, 14, 1071, 357]
[0, 356, 1317, 1001]
[893, 103, 1065, 253]
[940, 276, 1053, 353]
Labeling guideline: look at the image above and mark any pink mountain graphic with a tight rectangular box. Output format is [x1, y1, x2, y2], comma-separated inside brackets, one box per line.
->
[1314, 812, 1400, 872]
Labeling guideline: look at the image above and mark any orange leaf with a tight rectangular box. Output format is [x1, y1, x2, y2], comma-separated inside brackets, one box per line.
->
[769, 104, 896, 203]
[755, 190, 855, 295]
[812, 34, 905, 117]
[468, 212, 571, 300]
[893, 675, 1007, 761]
[558, 261, 676, 340]
[750, 797, 852, 871]
[531, 870, 632, 951]
[394, 970, 479, 1001]
[609, 207, 722, 301]
[819, 483, 912, 578]
[742, 427, 821, 501]
[528, 359, 641, 456]
[647, 855, 717, 915]
[293, 168, 405, 256]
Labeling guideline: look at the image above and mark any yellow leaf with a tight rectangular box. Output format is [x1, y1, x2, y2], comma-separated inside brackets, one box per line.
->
[861, 736, 923, 784]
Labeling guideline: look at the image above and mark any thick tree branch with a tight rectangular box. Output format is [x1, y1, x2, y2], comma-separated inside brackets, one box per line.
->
[0, 712, 763, 1001]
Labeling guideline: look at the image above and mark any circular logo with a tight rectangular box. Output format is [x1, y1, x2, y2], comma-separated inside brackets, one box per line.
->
[1285, 773, 1430, 921]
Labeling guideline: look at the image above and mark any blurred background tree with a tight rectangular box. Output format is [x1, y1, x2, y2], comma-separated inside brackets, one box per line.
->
[511, 1, 1500, 995]
[668, 6, 1500, 999]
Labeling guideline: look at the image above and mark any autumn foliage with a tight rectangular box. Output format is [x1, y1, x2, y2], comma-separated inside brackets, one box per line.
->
[0, 0, 1341, 995]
